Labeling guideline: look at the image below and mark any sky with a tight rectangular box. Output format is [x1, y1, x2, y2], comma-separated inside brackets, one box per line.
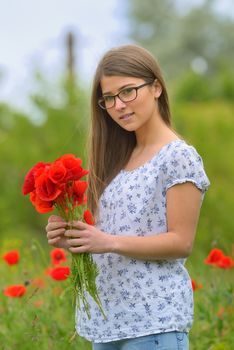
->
[0, 0, 233, 114]
[0, 0, 128, 112]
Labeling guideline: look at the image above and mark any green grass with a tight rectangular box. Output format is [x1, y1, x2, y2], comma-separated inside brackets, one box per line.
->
[1, 101, 233, 349]
[186, 258, 234, 350]
[0, 239, 91, 350]
[0, 238, 233, 350]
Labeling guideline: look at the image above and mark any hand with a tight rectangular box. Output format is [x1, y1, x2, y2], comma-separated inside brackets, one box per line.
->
[46, 215, 69, 249]
[65, 221, 112, 254]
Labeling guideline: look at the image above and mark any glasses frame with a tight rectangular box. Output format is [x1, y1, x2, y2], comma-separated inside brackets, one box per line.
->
[98, 81, 154, 110]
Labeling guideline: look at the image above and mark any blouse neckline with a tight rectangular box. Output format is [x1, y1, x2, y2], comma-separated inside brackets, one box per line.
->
[121, 139, 185, 174]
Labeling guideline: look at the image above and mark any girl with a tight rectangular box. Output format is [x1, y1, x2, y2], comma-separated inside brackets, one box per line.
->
[46, 45, 210, 350]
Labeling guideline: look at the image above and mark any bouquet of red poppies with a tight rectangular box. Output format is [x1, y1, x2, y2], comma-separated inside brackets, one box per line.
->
[22, 153, 105, 319]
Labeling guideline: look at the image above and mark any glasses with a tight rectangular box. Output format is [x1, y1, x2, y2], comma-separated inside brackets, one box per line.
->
[98, 81, 154, 110]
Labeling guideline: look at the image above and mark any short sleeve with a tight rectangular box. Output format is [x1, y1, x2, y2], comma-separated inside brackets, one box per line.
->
[163, 143, 210, 193]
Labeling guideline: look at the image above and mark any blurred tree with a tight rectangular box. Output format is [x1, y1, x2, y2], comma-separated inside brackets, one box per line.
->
[0, 32, 89, 243]
[128, 0, 234, 91]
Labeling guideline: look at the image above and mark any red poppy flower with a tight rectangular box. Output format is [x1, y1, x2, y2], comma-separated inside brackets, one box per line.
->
[83, 209, 95, 225]
[216, 256, 233, 268]
[191, 279, 196, 291]
[49, 266, 70, 281]
[191, 279, 203, 292]
[204, 248, 225, 265]
[50, 248, 67, 265]
[73, 180, 88, 204]
[2, 250, 20, 265]
[22, 162, 48, 195]
[204, 248, 233, 268]
[3, 285, 26, 297]
[35, 172, 62, 201]
[58, 154, 88, 181]
[30, 191, 54, 213]
[48, 161, 67, 184]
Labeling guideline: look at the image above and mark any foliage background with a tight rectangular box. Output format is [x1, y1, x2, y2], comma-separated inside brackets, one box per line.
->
[0, 0, 233, 349]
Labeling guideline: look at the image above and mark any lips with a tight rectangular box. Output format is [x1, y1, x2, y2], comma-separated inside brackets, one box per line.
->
[119, 112, 134, 120]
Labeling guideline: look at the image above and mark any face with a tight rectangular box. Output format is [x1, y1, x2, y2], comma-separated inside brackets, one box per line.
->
[100, 75, 162, 132]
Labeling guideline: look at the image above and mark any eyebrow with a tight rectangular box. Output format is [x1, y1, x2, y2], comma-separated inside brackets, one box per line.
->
[102, 83, 136, 96]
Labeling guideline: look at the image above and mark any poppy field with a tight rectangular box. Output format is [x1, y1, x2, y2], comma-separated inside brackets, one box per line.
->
[0, 240, 233, 350]
[0, 242, 91, 349]
[0, 101, 233, 349]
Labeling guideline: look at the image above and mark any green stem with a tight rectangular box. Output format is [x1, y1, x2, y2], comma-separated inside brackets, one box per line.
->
[55, 198, 106, 320]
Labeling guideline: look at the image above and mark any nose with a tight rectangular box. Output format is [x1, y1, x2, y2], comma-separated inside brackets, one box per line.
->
[114, 96, 126, 110]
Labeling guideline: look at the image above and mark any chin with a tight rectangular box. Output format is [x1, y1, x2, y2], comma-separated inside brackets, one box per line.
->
[121, 124, 137, 132]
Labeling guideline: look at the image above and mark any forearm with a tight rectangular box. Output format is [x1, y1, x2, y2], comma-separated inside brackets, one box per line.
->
[110, 231, 192, 260]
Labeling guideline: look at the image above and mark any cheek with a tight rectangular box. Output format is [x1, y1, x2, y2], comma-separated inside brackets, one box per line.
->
[135, 97, 156, 116]
[106, 110, 117, 121]
[106, 110, 122, 126]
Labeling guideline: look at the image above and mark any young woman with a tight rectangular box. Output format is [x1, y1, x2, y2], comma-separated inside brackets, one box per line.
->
[46, 45, 210, 350]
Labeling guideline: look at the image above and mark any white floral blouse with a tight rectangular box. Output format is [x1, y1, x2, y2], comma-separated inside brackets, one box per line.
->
[75, 140, 210, 343]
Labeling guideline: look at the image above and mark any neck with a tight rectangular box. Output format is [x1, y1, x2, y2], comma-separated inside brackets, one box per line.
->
[135, 112, 176, 150]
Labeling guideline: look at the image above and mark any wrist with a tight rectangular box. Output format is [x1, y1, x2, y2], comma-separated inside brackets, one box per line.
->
[105, 233, 119, 254]
[108, 234, 120, 254]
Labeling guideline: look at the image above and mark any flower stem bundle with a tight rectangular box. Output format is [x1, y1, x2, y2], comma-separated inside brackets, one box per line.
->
[22, 153, 105, 319]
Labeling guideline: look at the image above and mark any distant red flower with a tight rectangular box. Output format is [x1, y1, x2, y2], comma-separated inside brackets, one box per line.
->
[3, 285, 26, 298]
[216, 256, 233, 268]
[33, 300, 44, 308]
[217, 306, 225, 319]
[204, 248, 233, 268]
[44, 267, 53, 276]
[83, 209, 95, 225]
[49, 266, 70, 281]
[2, 250, 20, 265]
[31, 278, 46, 289]
[50, 248, 67, 265]
[204, 248, 225, 265]
[191, 279, 203, 292]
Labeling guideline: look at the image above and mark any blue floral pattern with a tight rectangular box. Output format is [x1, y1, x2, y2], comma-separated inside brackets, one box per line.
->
[76, 140, 210, 343]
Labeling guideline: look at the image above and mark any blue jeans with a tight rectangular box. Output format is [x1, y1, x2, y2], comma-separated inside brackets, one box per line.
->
[92, 331, 189, 350]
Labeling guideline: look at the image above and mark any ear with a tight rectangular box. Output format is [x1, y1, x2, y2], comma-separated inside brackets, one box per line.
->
[153, 79, 162, 99]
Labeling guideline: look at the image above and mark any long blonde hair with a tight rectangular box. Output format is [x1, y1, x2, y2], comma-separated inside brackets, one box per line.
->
[87, 44, 171, 216]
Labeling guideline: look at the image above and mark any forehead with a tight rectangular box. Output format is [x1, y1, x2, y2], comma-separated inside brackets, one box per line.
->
[100, 75, 145, 94]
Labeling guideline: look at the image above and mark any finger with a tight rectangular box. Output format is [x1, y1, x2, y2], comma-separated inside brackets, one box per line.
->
[69, 246, 87, 254]
[46, 222, 67, 232]
[48, 215, 65, 223]
[48, 237, 61, 246]
[70, 221, 88, 230]
[67, 238, 86, 247]
[47, 228, 65, 240]
[65, 229, 87, 238]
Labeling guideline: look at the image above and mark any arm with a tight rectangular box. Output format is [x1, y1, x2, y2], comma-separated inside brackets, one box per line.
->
[66, 182, 203, 260]
[111, 182, 202, 259]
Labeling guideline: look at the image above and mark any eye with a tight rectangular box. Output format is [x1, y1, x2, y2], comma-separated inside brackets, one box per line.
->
[120, 87, 134, 96]
[103, 95, 115, 102]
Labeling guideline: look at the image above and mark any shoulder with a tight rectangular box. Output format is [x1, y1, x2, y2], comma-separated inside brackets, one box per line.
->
[158, 140, 210, 193]
[157, 140, 204, 171]
[164, 140, 203, 163]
